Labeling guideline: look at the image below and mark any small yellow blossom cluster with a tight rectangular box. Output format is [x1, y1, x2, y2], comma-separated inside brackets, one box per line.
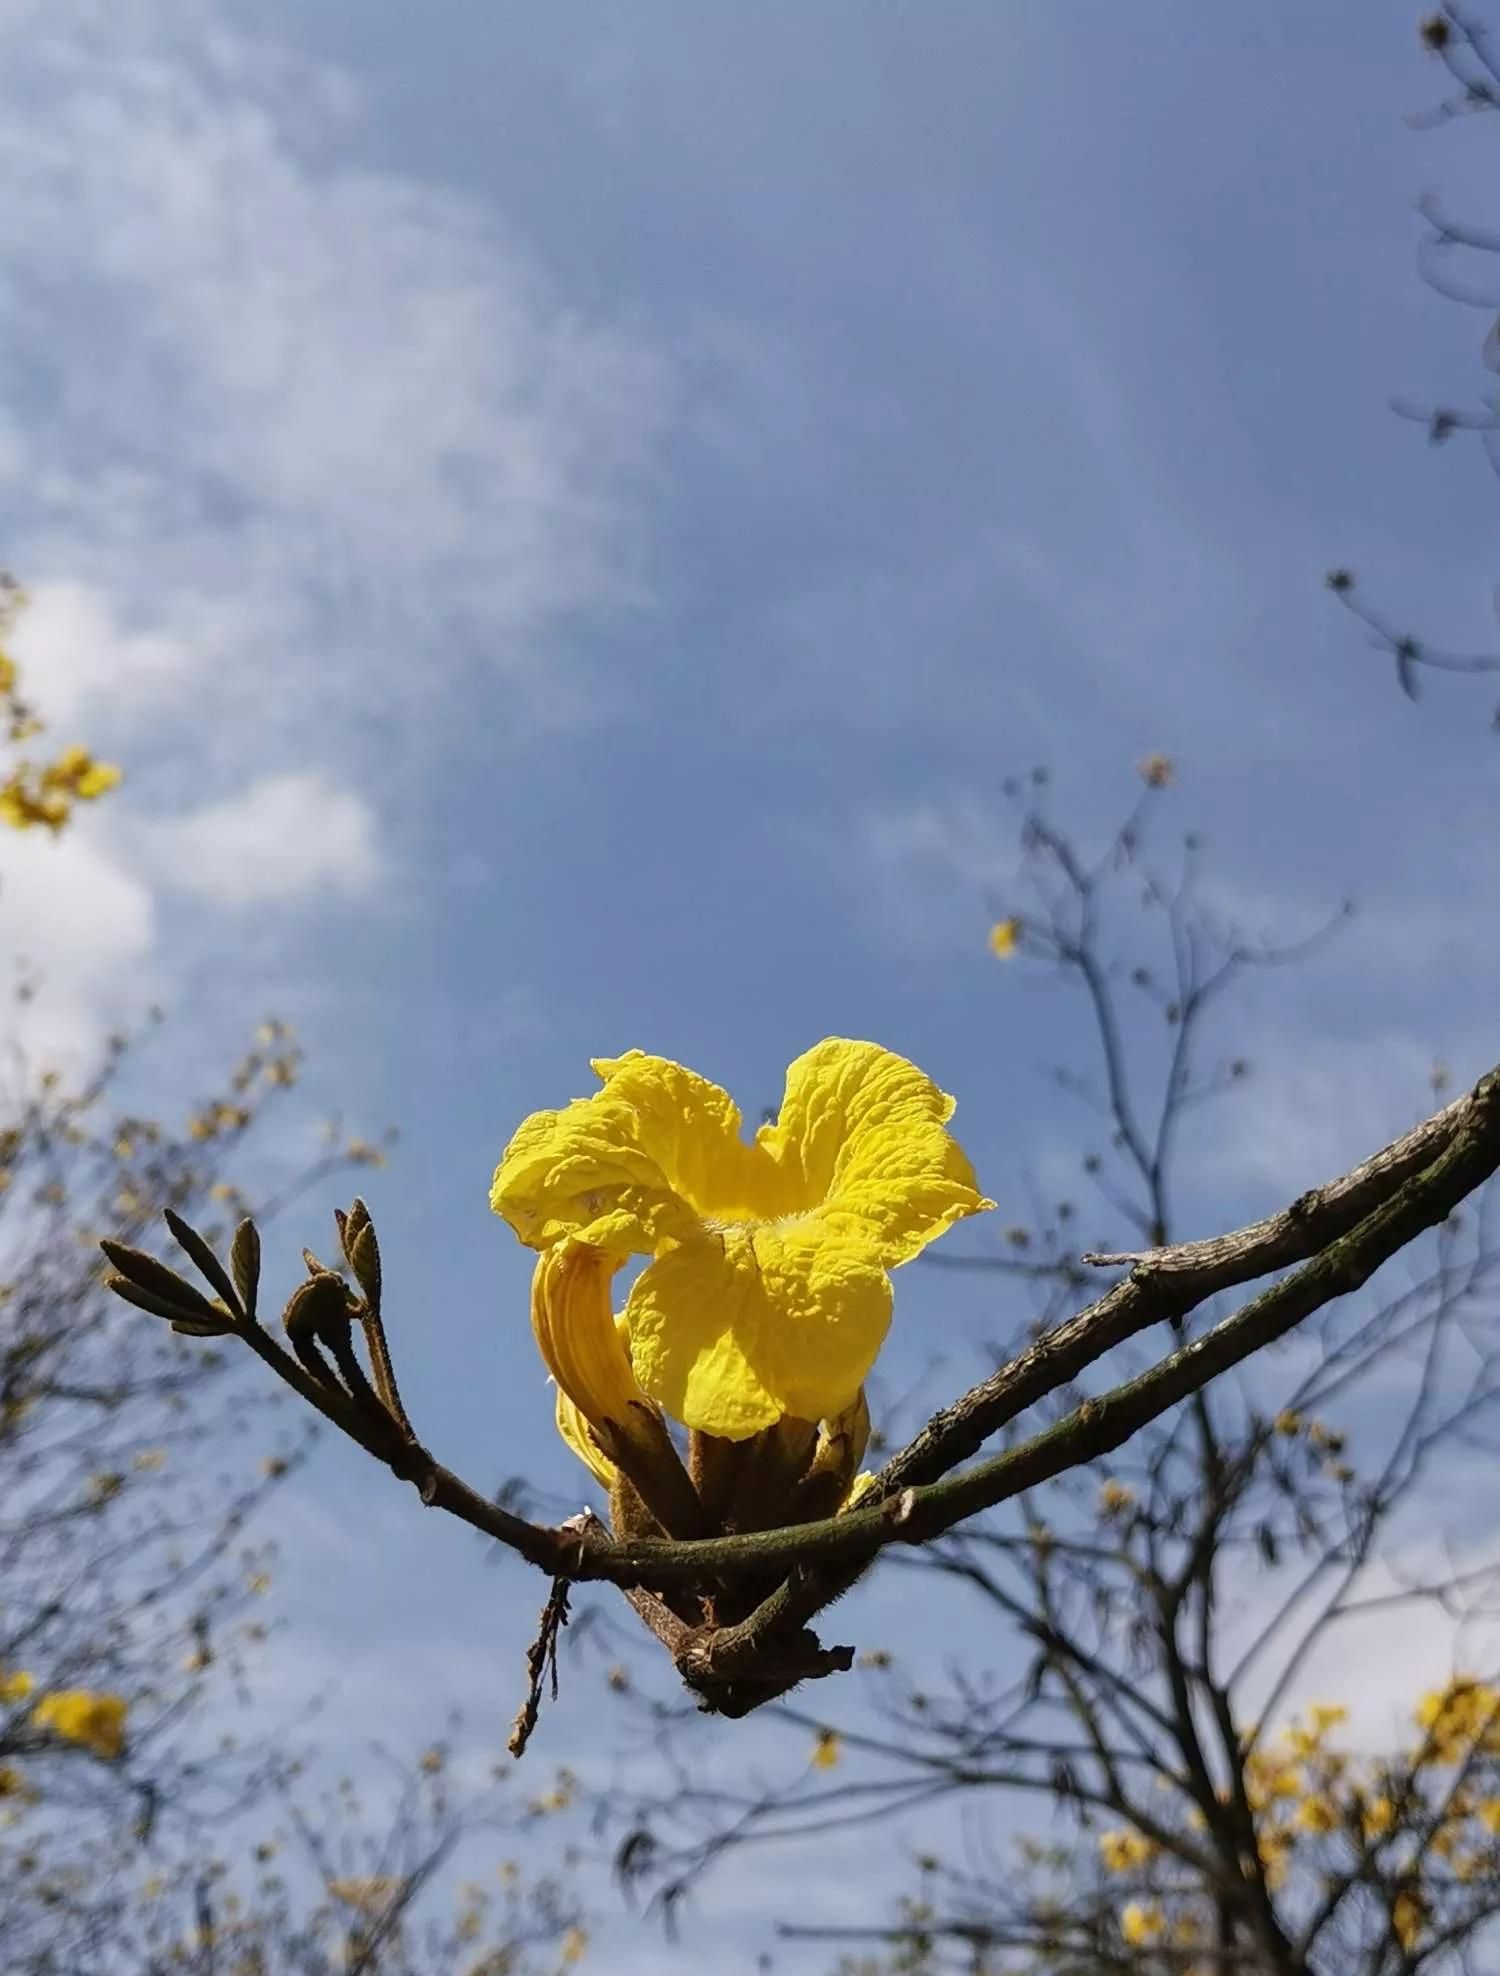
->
[0, 579, 123, 833]
[1098, 1827, 1155, 1873]
[1414, 1674, 1500, 1765]
[0, 1670, 129, 1779]
[31, 1687, 129, 1760]
[1, 1666, 35, 1705]
[1120, 1899, 1166, 1945]
[1271, 1409, 1354, 1483]
[0, 744, 122, 833]
[187, 1102, 253, 1143]
[1101, 1688, 1500, 1957]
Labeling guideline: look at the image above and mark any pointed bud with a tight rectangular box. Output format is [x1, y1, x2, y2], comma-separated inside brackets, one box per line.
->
[163, 1208, 242, 1317]
[230, 1220, 262, 1320]
[99, 1240, 226, 1326]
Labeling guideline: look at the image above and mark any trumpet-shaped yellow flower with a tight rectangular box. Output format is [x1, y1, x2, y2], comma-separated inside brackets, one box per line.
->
[32, 1688, 127, 1759]
[492, 1039, 992, 1440]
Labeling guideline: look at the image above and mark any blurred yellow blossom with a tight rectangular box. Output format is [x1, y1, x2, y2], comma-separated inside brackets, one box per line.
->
[32, 1689, 127, 1759]
[811, 1729, 841, 1770]
[1294, 1792, 1339, 1835]
[1121, 1900, 1165, 1945]
[1415, 1677, 1500, 1763]
[1393, 1886, 1427, 1950]
[988, 917, 1022, 959]
[1099, 1828, 1156, 1873]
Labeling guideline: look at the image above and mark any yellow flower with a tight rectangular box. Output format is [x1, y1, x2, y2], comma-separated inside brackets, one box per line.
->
[1098, 1479, 1136, 1517]
[1273, 1409, 1302, 1436]
[988, 917, 1022, 959]
[42, 746, 121, 801]
[561, 1926, 589, 1965]
[0, 1669, 34, 1704]
[1099, 1828, 1156, 1873]
[811, 1728, 841, 1770]
[1414, 1676, 1500, 1763]
[1362, 1794, 1395, 1839]
[1120, 1901, 1164, 1945]
[1245, 1755, 1302, 1808]
[1258, 1828, 1292, 1890]
[1294, 1792, 1339, 1835]
[1136, 753, 1175, 788]
[32, 1689, 127, 1759]
[492, 1040, 991, 1440]
[1392, 1886, 1427, 1950]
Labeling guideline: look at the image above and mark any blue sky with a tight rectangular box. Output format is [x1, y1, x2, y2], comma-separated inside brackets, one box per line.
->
[3, 1, 1500, 1966]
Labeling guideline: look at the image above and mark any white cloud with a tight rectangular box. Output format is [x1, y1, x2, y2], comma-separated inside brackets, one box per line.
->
[0, 0, 670, 764]
[0, 818, 160, 1072]
[853, 795, 1010, 949]
[1182, 1024, 1441, 1203]
[8, 578, 193, 732]
[142, 771, 381, 907]
[0, 0, 673, 1048]
[1224, 1529, 1500, 1759]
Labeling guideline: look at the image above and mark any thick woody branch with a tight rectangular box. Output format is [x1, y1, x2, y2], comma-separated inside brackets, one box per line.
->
[875, 1077, 1477, 1502]
[107, 1064, 1500, 1712]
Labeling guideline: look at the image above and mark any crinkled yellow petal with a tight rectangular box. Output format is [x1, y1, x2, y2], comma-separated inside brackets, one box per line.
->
[625, 1222, 894, 1439]
[530, 1243, 643, 1432]
[495, 1040, 991, 1444]
[758, 1038, 993, 1266]
[491, 1052, 767, 1254]
[554, 1386, 617, 1491]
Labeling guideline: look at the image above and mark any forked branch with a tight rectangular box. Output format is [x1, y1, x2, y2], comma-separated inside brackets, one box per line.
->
[100, 1063, 1500, 1718]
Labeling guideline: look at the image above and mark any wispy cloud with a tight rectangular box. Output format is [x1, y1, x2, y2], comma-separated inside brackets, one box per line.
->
[0, 4, 671, 746]
[0, 0, 673, 1055]
[141, 771, 382, 908]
